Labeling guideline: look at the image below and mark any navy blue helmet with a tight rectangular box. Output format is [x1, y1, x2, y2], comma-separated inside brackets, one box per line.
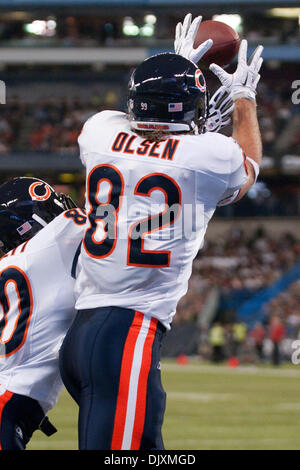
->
[127, 52, 208, 134]
[0, 177, 76, 253]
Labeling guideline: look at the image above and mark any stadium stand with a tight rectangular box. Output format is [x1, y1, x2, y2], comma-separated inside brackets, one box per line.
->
[0, 72, 297, 156]
[0, 0, 299, 363]
[175, 227, 300, 324]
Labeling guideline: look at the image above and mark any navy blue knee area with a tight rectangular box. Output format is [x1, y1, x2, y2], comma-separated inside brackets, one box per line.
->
[59, 306, 166, 450]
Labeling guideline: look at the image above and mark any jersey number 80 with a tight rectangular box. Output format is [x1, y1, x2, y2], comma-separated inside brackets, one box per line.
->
[0, 267, 33, 358]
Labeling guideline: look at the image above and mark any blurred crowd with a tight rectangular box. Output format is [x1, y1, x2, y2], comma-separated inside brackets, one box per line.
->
[175, 227, 300, 324]
[261, 279, 300, 339]
[0, 75, 298, 156]
[0, 90, 119, 154]
[0, 13, 299, 368]
[202, 316, 288, 366]
[175, 227, 300, 365]
[256, 79, 298, 154]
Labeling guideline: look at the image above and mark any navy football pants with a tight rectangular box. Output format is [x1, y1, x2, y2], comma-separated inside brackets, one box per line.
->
[59, 307, 166, 450]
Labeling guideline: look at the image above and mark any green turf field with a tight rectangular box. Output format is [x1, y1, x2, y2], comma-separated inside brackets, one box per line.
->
[28, 361, 300, 450]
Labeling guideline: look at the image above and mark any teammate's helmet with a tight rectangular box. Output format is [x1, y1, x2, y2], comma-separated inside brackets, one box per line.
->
[0, 177, 76, 253]
[127, 52, 208, 134]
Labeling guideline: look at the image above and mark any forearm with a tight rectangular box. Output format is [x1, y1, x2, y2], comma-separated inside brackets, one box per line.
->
[232, 98, 262, 167]
[231, 98, 263, 200]
[208, 39, 264, 201]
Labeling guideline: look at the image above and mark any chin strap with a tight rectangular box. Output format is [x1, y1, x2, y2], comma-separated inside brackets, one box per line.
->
[190, 120, 199, 135]
[39, 416, 57, 437]
[32, 214, 47, 227]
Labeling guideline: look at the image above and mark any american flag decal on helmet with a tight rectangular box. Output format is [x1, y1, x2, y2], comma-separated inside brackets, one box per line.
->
[17, 221, 32, 236]
[168, 102, 183, 112]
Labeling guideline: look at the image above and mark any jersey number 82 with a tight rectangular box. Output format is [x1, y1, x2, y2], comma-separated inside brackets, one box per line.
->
[83, 164, 181, 268]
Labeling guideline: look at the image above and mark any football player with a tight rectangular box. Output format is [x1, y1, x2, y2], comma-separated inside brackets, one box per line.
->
[59, 15, 263, 450]
[0, 177, 86, 450]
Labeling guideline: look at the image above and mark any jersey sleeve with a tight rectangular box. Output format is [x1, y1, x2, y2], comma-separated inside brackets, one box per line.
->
[78, 113, 98, 167]
[78, 110, 124, 166]
[217, 138, 249, 207]
[49, 211, 86, 278]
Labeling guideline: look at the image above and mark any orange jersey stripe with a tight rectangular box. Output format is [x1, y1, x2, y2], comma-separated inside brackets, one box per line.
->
[20, 240, 30, 253]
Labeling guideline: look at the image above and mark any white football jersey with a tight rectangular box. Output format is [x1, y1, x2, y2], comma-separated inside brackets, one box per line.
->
[75, 110, 248, 329]
[0, 210, 85, 413]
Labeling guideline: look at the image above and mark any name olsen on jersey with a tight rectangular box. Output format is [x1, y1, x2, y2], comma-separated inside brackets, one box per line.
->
[111, 132, 180, 161]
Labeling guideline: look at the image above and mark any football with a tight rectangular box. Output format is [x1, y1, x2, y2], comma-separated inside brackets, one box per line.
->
[194, 20, 240, 68]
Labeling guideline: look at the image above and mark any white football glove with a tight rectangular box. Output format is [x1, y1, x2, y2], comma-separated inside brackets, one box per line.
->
[205, 86, 234, 133]
[209, 39, 264, 102]
[174, 13, 213, 64]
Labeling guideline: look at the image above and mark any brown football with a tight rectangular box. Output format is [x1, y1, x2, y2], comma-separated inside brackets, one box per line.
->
[194, 20, 240, 68]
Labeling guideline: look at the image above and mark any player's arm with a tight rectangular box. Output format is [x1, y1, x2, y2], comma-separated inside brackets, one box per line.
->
[231, 98, 262, 201]
[210, 39, 263, 202]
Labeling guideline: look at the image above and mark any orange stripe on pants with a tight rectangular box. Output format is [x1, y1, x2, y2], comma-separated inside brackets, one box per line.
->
[130, 317, 158, 450]
[0, 390, 13, 450]
[111, 311, 144, 450]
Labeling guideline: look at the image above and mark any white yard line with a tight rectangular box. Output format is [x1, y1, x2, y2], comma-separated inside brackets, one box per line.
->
[162, 362, 300, 378]
[168, 391, 238, 402]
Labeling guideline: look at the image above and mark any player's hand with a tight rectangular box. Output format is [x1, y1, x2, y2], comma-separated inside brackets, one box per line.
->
[209, 39, 263, 102]
[174, 13, 213, 64]
[205, 85, 234, 133]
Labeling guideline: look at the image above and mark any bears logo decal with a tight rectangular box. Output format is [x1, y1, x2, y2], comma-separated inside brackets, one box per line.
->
[29, 182, 51, 201]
